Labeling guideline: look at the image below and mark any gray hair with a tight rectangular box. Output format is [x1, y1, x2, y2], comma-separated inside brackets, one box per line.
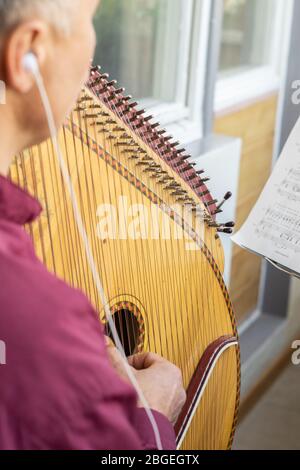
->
[0, 0, 77, 33]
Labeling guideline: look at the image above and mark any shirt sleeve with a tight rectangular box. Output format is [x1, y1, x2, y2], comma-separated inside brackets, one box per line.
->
[12, 287, 177, 450]
[135, 409, 176, 450]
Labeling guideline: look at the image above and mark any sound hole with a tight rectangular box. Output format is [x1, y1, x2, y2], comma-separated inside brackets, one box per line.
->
[105, 309, 140, 357]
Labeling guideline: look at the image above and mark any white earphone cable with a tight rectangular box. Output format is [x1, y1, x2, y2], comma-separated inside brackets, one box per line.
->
[29, 62, 163, 450]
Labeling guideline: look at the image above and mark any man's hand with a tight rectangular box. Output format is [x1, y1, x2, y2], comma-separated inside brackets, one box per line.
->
[105, 338, 186, 425]
[128, 352, 187, 425]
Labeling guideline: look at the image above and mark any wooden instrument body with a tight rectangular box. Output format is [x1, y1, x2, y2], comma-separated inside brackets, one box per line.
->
[12, 77, 240, 450]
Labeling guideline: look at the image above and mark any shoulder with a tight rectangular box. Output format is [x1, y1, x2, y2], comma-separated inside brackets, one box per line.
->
[0, 228, 104, 365]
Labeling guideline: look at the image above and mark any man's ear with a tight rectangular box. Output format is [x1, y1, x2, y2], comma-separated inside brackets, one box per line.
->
[3, 20, 48, 93]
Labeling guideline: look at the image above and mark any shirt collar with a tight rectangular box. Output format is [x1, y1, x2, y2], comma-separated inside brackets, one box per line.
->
[0, 174, 42, 225]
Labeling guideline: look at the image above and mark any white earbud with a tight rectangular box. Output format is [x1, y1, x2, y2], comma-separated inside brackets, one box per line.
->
[22, 52, 39, 74]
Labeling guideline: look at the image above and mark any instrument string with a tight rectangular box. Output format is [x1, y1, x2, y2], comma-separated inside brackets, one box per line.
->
[104, 79, 187, 366]
[85, 85, 155, 354]
[50, 135, 81, 286]
[89, 111, 135, 350]
[71, 106, 124, 333]
[72, 109, 108, 310]
[45, 137, 74, 282]
[112, 94, 199, 378]
[91, 79, 168, 358]
[19, 151, 35, 243]
[124, 112, 198, 379]
[61, 127, 87, 289]
[59, 129, 91, 295]
[19, 65, 239, 449]
[31, 65, 163, 450]
[35, 144, 59, 276]
[28, 148, 48, 268]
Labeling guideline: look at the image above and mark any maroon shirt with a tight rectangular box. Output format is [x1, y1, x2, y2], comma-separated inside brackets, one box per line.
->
[0, 175, 176, 450]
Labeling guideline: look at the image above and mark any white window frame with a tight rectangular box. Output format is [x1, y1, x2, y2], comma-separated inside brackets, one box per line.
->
[214, 0, 294, 115]
[140, 0, 212, 144]
[94, 0, 293, 144]
[145, 0, 294, 142]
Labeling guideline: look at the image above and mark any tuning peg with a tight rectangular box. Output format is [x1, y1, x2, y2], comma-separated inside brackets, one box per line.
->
[128, 101, 139, 108]
[187, 173, 199, 182]
[217, 227, 233, 234]
[100, 73, 110, 80]
[216, 191, 232, 211]
[170, 141, 180, 148]
[200, 177, 210, 183]
[115, 100, 125, 108]
[198, 190, 210, 197]
[106, 93, 117, 102]
[149, 134, 161, 143]
[92, 76, 104, 85]
[91, 65, 102, 75]
[106, 80, 117, 87]
[135, 121, 145, 130]
[193, 181, 206, 190]
[180, 155, 191, 162]
[181, 162, 196, 170]
[209, 220, 235, 230]
[114, 87, 125, 95]
[157, 142, 166, 150]
[165, 152, 178, 162]
[134, 108, 145, 116]
[223, 221, 235, 228]
[206, 199, 218, 207]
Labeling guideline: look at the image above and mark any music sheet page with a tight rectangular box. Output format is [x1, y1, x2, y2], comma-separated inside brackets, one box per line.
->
[232, 115, 300, 275]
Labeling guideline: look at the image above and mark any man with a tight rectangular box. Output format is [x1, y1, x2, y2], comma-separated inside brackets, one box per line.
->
[0, 0, 186, 450]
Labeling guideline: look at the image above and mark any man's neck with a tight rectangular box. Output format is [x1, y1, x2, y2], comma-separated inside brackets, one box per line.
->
[0, 152, 13, 177]
[0, 104, 26, 176]
[0, 159, 11, 176]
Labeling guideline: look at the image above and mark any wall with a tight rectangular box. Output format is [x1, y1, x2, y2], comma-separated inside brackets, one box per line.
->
[214, 95, 278, 322]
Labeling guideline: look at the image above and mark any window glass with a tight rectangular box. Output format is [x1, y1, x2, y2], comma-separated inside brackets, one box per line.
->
[220, 0, 274, 74]
[93, 0, 183, 102]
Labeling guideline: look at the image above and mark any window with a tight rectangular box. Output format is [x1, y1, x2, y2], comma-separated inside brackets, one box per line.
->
[220, 0, 274, 75]
[92, 1, 292, 138]
[215, 0, 293, 113]
[90, 0, 296, 342]
[93, 0, 210, 137]
[94, 0, 184, 103]
[93, 0, 194, 106]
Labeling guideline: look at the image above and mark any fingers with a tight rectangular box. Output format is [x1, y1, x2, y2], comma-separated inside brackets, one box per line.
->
[104, 336, 130, 377]
[104, 335, 114, 348]
[128, 352, 165, 370]
[106, 344, 124, 367]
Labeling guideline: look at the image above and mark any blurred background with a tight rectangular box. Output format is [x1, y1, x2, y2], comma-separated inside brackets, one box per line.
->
[93, 0, 300, 449]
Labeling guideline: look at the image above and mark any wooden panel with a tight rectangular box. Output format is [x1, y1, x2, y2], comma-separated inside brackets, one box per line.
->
[230, 249, 262, 296]
[237, 137, 275, 208]
[214, 97, 278, 149]
[214, 96, 278, 322]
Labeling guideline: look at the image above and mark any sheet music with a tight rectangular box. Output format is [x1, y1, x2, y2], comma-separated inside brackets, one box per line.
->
[232, 115, 300, 275]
